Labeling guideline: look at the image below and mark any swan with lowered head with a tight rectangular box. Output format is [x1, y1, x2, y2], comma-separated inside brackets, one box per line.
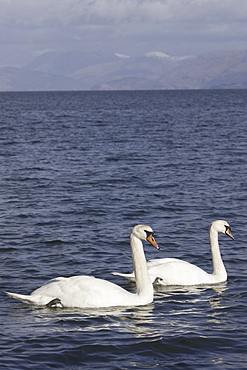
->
[113, 220, 234, 286]
[6, 225, 159, 308]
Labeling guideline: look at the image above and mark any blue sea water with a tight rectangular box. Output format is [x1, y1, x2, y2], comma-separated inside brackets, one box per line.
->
[0, 90, 247, 369]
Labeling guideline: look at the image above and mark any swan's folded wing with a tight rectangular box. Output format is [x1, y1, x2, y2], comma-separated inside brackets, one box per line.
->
[111, 271, 136, 281]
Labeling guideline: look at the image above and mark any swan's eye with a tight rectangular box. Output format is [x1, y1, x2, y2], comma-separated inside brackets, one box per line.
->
[145, 230, 154, 238]
[224, 225, 234, 240]
[225, 225, 230, 233]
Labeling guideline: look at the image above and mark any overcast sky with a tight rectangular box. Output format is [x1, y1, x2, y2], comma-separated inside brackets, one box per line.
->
[0, 0, 247, 68]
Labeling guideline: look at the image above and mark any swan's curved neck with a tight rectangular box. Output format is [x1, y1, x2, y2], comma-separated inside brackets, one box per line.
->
[210, 227, 226, 277]
[130, 234, 153, 298]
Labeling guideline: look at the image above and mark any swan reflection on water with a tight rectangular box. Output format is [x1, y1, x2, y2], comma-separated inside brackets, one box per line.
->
[153, 281, 228, 309]
[14, 281, 229, 341]
[153, 281, 228, 295]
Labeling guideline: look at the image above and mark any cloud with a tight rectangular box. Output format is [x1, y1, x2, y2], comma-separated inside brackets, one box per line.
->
[0, 0, 247, 66]
[1, 0, 246, 26]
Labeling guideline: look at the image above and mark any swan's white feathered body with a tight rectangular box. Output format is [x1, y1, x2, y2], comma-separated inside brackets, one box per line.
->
[6, 225, 159, 308]
[7, 275, 148, 308]
[113, 220, 234, 286]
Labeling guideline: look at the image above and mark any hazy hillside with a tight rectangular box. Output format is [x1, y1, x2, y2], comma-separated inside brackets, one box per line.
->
[0, 67, 83, 92]
[24, 50, 118, 76]
[0, 49, 246, 91]
[162, 50, 247, 89]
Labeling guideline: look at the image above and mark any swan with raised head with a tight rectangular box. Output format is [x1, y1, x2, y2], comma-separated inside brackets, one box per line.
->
[113, 220, 234, 286]
[6, 225, 159, 308]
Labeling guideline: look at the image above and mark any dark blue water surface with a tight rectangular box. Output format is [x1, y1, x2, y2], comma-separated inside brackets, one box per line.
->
[1, 90, 247, 369]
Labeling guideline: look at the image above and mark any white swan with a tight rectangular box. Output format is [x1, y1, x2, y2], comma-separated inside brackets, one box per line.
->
[6, 225, 159, 308]
[113, 220, 234, 286]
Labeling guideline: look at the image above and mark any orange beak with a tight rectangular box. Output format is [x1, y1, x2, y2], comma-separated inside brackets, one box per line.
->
[146, 234, 160, 250]
[225, 228, 234, 240]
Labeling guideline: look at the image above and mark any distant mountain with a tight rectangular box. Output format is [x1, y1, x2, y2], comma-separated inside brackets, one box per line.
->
[0, 49, 246, 91]
[24, 50, 118, 76]
[74, 54, 184, 90]
[161, 50, 247, 89]
[0, 67, 83, 91]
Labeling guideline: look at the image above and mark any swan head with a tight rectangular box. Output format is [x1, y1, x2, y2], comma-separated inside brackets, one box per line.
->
[131, 225, 160, 250]
[210, 220, 234, 240]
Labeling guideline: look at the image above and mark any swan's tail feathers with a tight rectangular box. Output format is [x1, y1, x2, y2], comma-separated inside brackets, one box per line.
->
[5, 291, 36, 305]
[6, 291, 64, 308]
[112, 272, 136, 282]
